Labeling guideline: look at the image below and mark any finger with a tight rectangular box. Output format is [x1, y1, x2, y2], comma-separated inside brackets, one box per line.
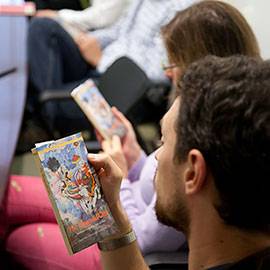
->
[35, 10, 46, 17]
[35, 11, 41, 17]
[80, 41, 89, 51]
[74, 33, 85, 46]
[74, 37, 82, 47]
[88, 153, 123, 180]
[97, 167, 105, 177]
[111, 107, 132, 128]
[111, 135, 122, 151]
[88, 153, 112, 174]
[95, 129, 104, 144]
[112, 107, 135, 137]
[101, 139, 112, 153]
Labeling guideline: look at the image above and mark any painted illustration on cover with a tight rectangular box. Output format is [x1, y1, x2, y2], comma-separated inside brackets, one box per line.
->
[71, 80, 126, 139]
[34, 133, 118, 254]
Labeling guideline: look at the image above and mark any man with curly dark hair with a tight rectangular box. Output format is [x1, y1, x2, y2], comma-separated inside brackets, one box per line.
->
[90, 55, 270, 270]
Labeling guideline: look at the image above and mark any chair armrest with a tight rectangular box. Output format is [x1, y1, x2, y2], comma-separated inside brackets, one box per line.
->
[39, 89, 72, 103]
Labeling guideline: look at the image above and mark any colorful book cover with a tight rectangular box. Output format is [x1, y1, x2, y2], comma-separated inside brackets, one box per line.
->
[32, 133, 118, 254]
[71, 79, 126, 140]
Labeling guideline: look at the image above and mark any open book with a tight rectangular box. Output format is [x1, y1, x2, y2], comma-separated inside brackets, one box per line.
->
[32, 133, 118, 254]
[71, 79, 126, 141]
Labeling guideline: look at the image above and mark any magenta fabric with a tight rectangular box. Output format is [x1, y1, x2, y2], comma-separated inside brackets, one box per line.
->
[3, 175, 56, 225]
[6, 223, 101, 270]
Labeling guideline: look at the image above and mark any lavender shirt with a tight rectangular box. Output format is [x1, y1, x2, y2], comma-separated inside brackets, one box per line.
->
[120, 151, 186, 255]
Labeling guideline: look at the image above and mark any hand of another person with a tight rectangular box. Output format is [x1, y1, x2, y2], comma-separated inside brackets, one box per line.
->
[75, 34, 102, 67]
[111, 107, 142, 170]
[35, 9, 58, 18]
[101, 135, 128, 178]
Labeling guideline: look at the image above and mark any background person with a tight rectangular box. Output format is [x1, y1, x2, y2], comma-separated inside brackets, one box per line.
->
[35, 0, 130, 36]
[99, 0, 261, 255]
[28, 0, 194, 94]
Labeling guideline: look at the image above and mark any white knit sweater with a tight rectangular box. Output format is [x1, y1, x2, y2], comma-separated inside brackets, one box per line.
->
[58, 0, 129, 32]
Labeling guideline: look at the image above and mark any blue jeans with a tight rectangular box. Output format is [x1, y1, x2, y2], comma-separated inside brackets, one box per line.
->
[27, 17, 100, 135]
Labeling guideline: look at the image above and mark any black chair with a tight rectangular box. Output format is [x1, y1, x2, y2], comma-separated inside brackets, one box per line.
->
[37, 57, 171, 153]
[26, 0, 84, 10]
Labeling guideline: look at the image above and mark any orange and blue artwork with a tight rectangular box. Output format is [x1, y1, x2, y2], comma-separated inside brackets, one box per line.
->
[35, 133, 118, 254]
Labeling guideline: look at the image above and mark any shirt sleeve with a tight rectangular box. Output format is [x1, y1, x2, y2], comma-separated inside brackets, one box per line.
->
[58, 0, 129, 32]
[127, 151, 147, 183]
[90, 0, 139, 49]
[120, 182, 186, 254]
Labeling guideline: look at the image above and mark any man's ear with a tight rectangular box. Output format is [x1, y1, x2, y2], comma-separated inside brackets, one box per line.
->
[184, 149, 207, 195]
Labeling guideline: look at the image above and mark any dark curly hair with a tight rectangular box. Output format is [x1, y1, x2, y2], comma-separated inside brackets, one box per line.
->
[176, 55, 270, 232]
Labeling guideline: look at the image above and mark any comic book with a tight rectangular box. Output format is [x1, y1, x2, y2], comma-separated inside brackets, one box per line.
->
[71, 79, 126, 141]
[32, 133, 118, 254]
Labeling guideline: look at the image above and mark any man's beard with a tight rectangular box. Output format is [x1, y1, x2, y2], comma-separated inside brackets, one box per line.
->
[155, 188, 190, 236]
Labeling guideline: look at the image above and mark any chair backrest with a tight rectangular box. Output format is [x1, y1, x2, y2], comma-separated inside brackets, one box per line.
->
[145, 250, 188, 270]
[98, 56, 151, 115]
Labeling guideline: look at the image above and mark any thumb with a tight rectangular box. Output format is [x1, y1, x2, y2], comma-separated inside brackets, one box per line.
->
[88, 153, 111, 174]
[88, 153, 123, 178]
[112, 135, 122, 150]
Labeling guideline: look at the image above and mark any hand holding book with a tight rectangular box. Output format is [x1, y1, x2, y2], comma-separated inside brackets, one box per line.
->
[71, 79, 126, 141]
[100, 135, 129, 178]
[110, 107, 142, 170]
[32, 133, 119, 254]
[94, 106, 142, 172]
[88, 153, 133, 237]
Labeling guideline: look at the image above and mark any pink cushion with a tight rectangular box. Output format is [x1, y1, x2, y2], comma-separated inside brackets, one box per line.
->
[4, 175, 56, 225]
[6, 223, 101, 270]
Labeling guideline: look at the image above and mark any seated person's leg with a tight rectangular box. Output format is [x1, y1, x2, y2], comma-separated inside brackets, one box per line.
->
[2, 175, 55, 226]
[28, 17, 93, 93]
[6, 223, 101, 270]
[27, 0, 82, 10]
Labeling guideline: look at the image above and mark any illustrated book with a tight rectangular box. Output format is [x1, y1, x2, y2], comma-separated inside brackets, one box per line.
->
[32, 132, 118, 254]
[71, 79, 126, 140]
